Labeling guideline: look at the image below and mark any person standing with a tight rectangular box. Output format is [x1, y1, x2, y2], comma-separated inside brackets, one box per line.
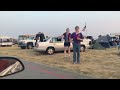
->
[61, 28, 71, 58]
[71, 26, 83, 64]
[35, 32, 41, 46]
[40, 33, 45, 42]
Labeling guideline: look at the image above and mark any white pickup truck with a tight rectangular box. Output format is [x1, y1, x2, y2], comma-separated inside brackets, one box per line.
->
[18, 34, 49, 49]
[18, 35, 36, 49]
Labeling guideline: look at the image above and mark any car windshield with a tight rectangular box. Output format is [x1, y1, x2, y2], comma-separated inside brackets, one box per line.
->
[18, 36, 27, 40]
[2, 38, 12, 42]
[27, 36, 35, 40]
[18, 36, 35, 40]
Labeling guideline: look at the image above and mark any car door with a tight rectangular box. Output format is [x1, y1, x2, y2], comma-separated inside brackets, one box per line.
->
[52, 37, 64, 51]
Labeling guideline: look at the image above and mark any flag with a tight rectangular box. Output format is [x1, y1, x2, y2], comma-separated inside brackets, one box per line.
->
[82, 25, 86, 31]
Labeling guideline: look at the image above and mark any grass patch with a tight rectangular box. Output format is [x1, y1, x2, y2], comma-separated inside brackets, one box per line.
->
[0, 46, 120, 79]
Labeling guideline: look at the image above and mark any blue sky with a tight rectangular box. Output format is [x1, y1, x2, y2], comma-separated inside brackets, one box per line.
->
[0, 11, 120, 39]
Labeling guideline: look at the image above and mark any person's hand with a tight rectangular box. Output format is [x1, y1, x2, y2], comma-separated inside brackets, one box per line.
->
[69, 39, 73, 43]
[77, 37, 80, 40]
[77, 37, 83, 41]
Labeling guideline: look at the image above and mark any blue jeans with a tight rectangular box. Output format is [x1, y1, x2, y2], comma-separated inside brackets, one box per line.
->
[73, 43, 81, 63]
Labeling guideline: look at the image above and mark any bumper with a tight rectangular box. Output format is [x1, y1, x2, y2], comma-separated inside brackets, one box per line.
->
[18, 43, 27, 47]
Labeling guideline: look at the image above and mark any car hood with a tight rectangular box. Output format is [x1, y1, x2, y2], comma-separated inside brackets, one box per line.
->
[19, 40, 35, 42]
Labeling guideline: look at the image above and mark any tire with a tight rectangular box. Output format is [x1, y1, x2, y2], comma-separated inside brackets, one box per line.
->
[27, 44, 33, 49]
[81, 45, 85, 52]
[46, 47, 55, 55]
[21, 46, 26, 49]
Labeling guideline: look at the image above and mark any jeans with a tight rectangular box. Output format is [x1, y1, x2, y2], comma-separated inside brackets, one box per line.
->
[73, 43, 81, 63]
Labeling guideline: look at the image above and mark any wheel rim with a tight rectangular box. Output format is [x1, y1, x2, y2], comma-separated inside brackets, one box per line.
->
[48, 49, 54, 54]
[81, 47, 84, 51]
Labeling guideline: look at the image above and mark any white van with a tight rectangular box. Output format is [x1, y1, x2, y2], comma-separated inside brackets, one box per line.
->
[0, 36, 13, 47]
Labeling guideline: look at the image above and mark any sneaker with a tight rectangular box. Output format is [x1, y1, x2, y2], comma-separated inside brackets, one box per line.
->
[72, 62, 76, 64]
[77, 61, 80, 64]
[64, 56, 67, 58]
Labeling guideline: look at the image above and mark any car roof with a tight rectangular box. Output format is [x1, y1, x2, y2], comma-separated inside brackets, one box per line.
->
[0, 36, 12, 38]
[0, 37, 12, 39]
[19, 35, 35, 37]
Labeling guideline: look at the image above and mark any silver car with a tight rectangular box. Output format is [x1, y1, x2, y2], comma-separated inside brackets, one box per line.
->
[34, 37, 86, 55]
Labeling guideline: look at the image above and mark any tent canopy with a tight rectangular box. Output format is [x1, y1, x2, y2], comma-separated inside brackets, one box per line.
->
[93, 35, 117, 49]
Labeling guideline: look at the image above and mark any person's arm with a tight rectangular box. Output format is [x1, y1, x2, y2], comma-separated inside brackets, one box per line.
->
[77, 36, 81, 40]
[70, 33, 73, 42]
[59, 33, 65, 39]
[61, 34, 64, 38]
[69, 33, 72, 43]
[80, 33, 84, 40]
[35, 34, 37, 40]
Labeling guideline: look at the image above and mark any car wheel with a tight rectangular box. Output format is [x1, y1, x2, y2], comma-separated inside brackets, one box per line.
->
[46, 47, 55, 55]
[21, 46, 26, 49]
[27, 44, 33, 49]
[81, 46, 85, 52]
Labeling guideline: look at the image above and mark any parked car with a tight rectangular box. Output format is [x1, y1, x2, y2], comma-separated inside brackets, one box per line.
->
[0, 36, 13, 47]
[34, 37, 92, 55]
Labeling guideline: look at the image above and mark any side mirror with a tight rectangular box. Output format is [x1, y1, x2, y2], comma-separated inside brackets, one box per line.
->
[0, 57, 24, 78]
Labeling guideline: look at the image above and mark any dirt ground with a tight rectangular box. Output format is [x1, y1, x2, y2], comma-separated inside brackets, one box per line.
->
[0, 45, 120, 79]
